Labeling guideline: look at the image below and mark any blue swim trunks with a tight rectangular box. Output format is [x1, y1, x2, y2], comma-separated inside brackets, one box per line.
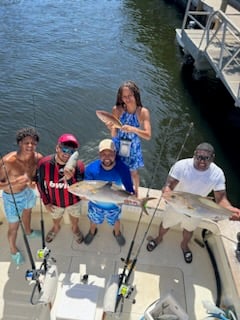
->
[88, 201, 121, 226]
[2, 188, 37, 223]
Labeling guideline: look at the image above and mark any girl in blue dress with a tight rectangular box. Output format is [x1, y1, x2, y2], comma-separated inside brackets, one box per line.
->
[110, 80, 151, 196]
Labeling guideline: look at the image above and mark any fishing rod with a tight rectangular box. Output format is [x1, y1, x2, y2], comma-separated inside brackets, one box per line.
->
[113, 119, 175, 312]
[26, 179, 57, 303]
[175, 122, 194, 163]
[32, 97, 49, 273]
[0, 153, 38, 276]
[0, 153, 55, 303]
[27, 199, 53, 305]
[113, 121, 194, 315]
[146, 118, 173, 197]
[24, 97, 58, 305]
[112, 123, 177, 313]
[113, 199, 164, 314]
[147, 120, 194, 195]
[39, 198, 48, 272]
[0, 121, 57, 306]
[114, 205, 145, 313]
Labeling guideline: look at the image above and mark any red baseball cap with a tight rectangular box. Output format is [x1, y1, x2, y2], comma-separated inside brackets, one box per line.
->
[58, 133, 79, 148]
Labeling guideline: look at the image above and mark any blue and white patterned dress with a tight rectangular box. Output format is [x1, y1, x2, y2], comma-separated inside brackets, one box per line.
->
[113, 111, 144, 170]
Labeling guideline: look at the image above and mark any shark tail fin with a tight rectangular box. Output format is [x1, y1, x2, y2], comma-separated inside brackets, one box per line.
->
[140, 197, 156, 215]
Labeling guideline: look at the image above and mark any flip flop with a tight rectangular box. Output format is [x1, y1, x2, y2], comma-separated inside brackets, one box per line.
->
[146, 239, 158, 252]
[74, 231, 84, 244]
[46, 231, 57, 243]
[182, 249, 193, 263]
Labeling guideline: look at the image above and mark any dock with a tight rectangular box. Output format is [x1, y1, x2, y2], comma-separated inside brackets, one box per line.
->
[176, 0, 240, 107]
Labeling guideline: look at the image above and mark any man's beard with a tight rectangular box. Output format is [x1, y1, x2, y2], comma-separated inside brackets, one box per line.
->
[103, 160, 114, 167]
[102, 159, 115, 169]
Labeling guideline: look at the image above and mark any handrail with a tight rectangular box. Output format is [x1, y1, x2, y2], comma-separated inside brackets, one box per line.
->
[204, 10, 240, 105]
[181, 11, 211, 32]
[203, 10, 240, 72]
[179, 0, 240, 106]
[185, 9, 240, 75]
[206, 8, 240, 31]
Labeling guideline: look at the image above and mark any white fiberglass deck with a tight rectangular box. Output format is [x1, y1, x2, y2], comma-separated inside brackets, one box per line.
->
[0, 187, 239, 320]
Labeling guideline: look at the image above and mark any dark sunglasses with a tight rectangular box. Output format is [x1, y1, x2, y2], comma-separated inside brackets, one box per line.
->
[61, 146, 75, 155]
[195, 155, 211, 161]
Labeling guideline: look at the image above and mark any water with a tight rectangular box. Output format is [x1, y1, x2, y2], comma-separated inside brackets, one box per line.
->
[0, 0, 239, 206]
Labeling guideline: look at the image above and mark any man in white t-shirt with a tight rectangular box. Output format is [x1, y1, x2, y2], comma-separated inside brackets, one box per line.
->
[146, 142, 240, 263]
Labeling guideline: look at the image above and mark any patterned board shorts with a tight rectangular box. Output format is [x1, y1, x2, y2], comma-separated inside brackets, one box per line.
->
[88, 201, 121, 226]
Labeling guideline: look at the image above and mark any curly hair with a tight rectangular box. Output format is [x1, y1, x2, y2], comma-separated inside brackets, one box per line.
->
[16, 127, 40, 144]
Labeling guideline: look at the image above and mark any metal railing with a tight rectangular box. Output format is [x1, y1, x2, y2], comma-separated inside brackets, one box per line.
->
[180, 0, 240, 106]
[201, 10, 240, 69]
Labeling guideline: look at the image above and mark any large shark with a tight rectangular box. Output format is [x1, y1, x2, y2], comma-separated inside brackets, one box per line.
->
[68, 180, 155, 214]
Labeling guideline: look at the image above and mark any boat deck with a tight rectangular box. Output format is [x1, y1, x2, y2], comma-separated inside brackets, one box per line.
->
[0, 187, 239, 320]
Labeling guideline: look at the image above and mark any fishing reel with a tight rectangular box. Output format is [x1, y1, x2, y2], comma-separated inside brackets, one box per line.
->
[25, 266, 48, 282]
[25, 247, 56, 282]
[37, 247, 51, 260]
[118, 283, 135, 302]
[120, 257, 134, 270]
[37, 246, 56, 263]
[25, 269, 41, 282]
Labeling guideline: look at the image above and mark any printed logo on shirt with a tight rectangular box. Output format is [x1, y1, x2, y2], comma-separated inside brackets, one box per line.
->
[48, 180, 68, 189]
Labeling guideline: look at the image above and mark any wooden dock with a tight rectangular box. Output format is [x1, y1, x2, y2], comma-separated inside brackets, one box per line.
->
[176, 0, 240, 107]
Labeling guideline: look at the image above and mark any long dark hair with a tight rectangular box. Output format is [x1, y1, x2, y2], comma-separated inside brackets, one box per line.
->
[115, 80, 143, 109]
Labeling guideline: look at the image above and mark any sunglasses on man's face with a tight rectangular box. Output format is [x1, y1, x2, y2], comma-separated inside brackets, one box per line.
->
[195, 155, 211, 161]
[61, 146, 75, 155]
